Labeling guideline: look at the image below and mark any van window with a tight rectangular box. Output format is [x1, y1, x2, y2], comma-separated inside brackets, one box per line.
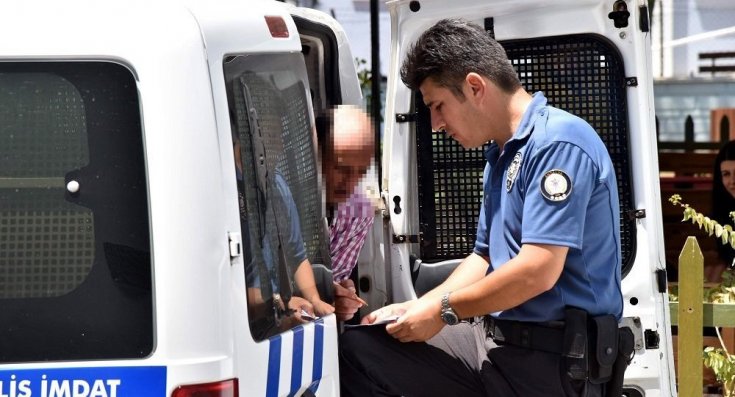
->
[0, 62, 152, 361]
[415, 34, 636, 277]
[224, 53, 330, 341]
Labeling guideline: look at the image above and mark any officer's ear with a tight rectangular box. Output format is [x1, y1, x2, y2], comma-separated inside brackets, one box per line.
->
[465, 72, 485, 102]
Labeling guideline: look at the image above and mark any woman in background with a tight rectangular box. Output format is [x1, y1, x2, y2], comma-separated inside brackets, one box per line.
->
[710, 140, 735, 281]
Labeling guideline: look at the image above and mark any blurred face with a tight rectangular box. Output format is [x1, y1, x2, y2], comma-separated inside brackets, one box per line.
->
[324, 145, 371, 206]
[323, 105, 374, 206]
[721, 160, 735, 198]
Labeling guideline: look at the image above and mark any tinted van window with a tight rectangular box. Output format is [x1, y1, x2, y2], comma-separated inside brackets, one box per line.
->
[0, 62, 152, 361]
[224, 53, 330, 341]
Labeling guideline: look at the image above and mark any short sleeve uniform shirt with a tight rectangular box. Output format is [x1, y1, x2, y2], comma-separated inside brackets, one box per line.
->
[474, 92, 623, 322]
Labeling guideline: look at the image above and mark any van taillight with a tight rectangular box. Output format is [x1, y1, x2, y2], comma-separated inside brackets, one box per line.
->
[265, 16, 289, 38]
[171, 378, 238, 397]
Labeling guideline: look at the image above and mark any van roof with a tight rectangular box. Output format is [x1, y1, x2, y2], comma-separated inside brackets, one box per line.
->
[0, 0, 303, 63]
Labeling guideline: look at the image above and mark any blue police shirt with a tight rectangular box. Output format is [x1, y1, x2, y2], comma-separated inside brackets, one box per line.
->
[474, 92, 623, 322]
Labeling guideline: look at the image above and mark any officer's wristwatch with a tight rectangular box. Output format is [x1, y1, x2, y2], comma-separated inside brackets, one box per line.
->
[440, 292, 459, 325]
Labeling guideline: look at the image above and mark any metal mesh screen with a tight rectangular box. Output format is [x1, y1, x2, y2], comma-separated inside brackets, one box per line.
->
[278, 82, 322, 261]
[0, 61, 152, 362]
[231, 76, 270, 297]
[229, 59, 331, 341]
[0, 72, 94, 298]
[0, 189, 93, 298]
[416, 34, 636, 275]
[0, 73, 89, 176]
[237, 74, 323, 264]
[415, 102, 485, 258]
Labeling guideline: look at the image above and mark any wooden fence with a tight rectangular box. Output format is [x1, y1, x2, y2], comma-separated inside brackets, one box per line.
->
[656, 112, 734, 277]
[671, 237, 735, 394]
[699, 52, 735, 76]
[657, 112, 732, 152]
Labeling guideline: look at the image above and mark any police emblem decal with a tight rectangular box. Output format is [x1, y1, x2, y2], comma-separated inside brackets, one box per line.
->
[506, 152, 522, 192]
[540, 169, 572, 202]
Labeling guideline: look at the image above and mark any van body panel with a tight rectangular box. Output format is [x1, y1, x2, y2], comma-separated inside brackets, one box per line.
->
[0, 1, 341, 396]
[289, 5, 364, 108]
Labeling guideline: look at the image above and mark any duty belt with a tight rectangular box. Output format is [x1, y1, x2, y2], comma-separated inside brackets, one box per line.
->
[485, 316, 565, 355]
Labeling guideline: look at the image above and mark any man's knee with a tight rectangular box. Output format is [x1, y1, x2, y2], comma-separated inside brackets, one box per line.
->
[340, 327, 386, 361]
[339, 328, 396, 396]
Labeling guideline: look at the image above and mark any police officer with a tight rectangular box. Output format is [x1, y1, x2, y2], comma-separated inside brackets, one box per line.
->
[339, 18, 623, 397]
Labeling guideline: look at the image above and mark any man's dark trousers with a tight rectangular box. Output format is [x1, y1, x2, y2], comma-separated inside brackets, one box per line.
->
[339, 320, 602, 397]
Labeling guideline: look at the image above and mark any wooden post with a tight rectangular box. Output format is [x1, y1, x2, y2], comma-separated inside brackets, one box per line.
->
[711, 108, 735, 142]
[721, 115, 730, 143]
[678, 236, 704, 396]
[684, 115, 695, 153]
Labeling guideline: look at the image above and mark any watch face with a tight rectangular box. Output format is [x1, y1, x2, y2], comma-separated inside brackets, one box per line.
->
[441, 310, 459, 325]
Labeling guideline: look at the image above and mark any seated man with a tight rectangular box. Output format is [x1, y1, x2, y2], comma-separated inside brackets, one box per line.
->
[235, 139, 334, 337]
[319, 105, 377, 321]
[236, 104, 377, 330]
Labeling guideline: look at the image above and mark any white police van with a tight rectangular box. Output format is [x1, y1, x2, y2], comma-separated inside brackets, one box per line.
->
[0, 0, 674, 396]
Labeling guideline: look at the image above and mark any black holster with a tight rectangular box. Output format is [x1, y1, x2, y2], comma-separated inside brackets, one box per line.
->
[588, 314, 618, 384]
[562, 307, 588, 381]
[562, 308, 636, 395]
[605, 326, 635, 396]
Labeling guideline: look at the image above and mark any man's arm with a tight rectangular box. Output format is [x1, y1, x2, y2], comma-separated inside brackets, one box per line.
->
[361, 252, 488, 324]
[449, 243, 567, 318]
[293, 259, 335, 317]
[422, 252, 490, 300]
[385, 243, 567, 342]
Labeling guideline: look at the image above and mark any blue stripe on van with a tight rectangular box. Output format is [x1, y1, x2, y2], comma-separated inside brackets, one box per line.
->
[307, 318, 324, 393]
[289, 326, 304, 396]
[266, 334, 282, 397]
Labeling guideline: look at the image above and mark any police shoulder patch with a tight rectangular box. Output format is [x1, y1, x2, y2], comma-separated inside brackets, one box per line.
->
[506, 152, 522, 192]
[540, 169, 572, 202]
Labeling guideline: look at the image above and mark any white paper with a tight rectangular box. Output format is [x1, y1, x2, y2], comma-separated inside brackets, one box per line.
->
[343, 315, 400, 329]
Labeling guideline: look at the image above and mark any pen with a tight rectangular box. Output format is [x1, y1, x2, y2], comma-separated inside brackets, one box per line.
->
[335, 280, 369, 307]
[353, 294, 368, 307]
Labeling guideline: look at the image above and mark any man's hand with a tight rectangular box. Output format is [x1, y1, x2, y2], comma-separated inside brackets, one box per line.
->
[334, 279, 364, 321]
[385, 296, 444, 342]
[361, 301, 412, 325]
[311, 297, 336, 317]
[288, 296, 314, 323]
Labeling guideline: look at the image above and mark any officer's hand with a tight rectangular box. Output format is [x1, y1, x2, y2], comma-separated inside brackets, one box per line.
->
[385, 296, 443, 342]
[334, 280, 363, 321]
[361, 301, 412, 325]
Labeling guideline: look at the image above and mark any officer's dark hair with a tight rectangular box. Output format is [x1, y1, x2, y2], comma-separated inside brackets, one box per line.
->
[400, 18, 521, 98]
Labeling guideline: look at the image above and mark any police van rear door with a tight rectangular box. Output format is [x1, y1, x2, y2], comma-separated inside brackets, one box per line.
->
[207, 3, 365, 396]
[290, 5, 388, 314]
[383, 1, 674, 396]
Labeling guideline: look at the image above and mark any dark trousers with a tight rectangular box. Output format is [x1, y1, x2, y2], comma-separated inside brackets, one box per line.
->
[339, 321, 602, 397]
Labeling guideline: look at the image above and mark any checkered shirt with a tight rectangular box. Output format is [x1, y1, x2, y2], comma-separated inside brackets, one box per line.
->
[330, 193, 375, 282]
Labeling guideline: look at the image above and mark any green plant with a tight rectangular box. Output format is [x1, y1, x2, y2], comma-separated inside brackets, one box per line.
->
[669, 194, 735, 395]
[355, 57, 373, 114]
[704, 346, 735, 396]
[669, 194, 735, 249]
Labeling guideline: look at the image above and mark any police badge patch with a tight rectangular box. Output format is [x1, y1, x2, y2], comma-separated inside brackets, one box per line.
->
[540, 169, 572, 202]
[506, 152, 522, 192]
